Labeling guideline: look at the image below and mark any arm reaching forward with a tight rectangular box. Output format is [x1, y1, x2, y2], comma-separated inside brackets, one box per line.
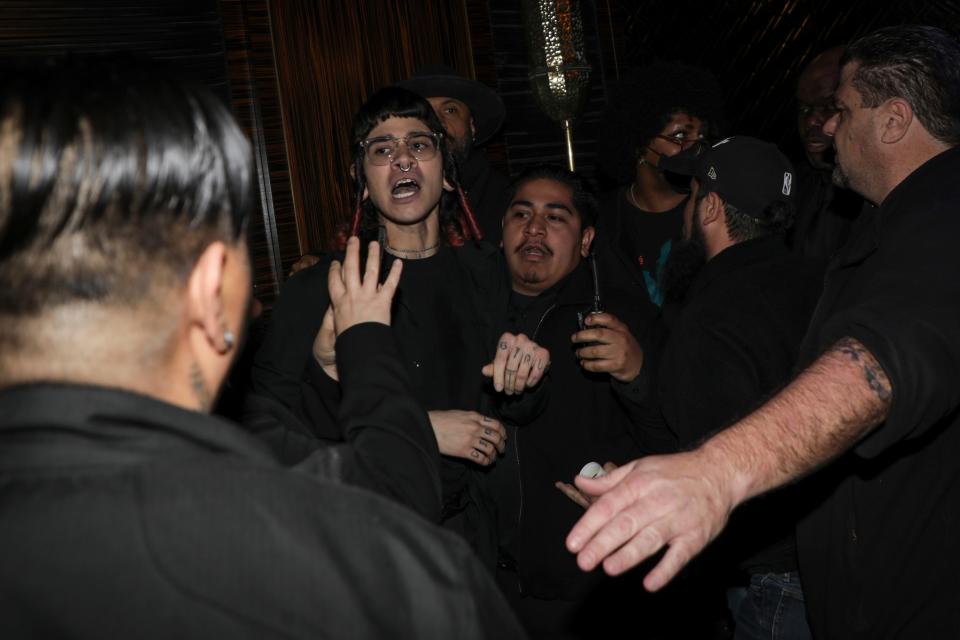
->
[566, 337, 892, 591]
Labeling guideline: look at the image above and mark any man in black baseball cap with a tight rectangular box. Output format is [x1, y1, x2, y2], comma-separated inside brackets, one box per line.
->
[629, 136, 824, 639]
[397, 65, 509, 243]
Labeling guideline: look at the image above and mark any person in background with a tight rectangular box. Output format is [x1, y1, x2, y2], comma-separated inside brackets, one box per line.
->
[397, 64, 510, 245]
[0, 58, 524, 639]
[786, 45, 862, 260]
[594, 61, 726, 308]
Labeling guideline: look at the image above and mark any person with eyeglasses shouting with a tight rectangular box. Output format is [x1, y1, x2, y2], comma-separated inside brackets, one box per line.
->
[593, 62, 725, 310]
[250, 87, 549, 568]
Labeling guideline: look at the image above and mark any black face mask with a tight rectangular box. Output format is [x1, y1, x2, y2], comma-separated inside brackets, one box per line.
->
[660, 209, 707, 305]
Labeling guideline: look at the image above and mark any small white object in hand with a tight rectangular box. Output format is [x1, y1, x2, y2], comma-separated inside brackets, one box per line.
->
[579, 461, 607, 479]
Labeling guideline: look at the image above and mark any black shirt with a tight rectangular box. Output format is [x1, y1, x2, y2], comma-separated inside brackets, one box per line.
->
[655, 236, 823, 576]
[795, 145, 960, 639]
[596, 187, 686, 307]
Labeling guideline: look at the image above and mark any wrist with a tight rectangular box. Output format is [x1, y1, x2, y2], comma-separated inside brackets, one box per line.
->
[696, 430, 754, 509]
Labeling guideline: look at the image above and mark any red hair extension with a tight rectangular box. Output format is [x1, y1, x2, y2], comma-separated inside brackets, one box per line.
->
[456, 185, 483, 242]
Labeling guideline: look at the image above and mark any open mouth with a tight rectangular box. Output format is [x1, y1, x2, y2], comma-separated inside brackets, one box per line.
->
[392, 178, 420, 199]
[518, 242, 552, 259]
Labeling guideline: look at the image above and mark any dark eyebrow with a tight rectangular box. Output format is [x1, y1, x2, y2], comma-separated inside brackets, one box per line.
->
[508, 199, 574, 215]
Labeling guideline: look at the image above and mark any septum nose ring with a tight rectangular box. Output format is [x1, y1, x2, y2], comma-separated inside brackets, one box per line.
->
[398, 163, 412, 172]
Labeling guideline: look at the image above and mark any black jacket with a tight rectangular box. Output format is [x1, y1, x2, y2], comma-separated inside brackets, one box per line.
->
[0, 325, 524, 639]
[785, 158, 862, 261]
[250, 242, 535, 567]
[795, 145, 960, 639]
[654, 236, 823, 576]
[487, 261, 661, 601]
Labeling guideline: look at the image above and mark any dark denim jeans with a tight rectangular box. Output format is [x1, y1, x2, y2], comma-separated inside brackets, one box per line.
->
[726, 571, 812, 640]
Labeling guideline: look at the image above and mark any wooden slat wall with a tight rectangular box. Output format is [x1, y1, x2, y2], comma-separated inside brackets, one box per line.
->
[0, 0, 287, 308]
[267, 0, 476, 254]
[219, 0, 297, 305]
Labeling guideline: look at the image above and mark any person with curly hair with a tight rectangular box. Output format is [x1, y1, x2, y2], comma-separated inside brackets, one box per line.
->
[594, 61, 725, 308]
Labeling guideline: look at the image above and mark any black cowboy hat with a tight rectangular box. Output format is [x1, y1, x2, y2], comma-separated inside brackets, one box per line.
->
[395, 64, 506, 145]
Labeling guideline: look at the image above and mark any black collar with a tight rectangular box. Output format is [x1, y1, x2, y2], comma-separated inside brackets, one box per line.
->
[0, 383, 277, 469]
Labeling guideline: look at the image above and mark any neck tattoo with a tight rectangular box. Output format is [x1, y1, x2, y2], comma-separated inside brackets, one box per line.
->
[189, 361, 211, 411]
[384, 242, 440, 259]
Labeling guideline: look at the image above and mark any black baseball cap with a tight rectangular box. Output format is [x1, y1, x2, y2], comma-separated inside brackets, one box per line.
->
[660, 136, 795, 216]
[395, 64, 506, 145]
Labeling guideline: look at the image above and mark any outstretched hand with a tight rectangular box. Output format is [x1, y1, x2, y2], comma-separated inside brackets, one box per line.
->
[481, 332, 550, 395]
[565, 450, 739, 592]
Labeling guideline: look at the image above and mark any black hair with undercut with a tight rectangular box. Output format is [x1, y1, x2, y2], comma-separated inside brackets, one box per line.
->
[597, 61, 726, 184]
[339, 86, 481, 249]
[842, 25, 960, 145]
[0, 56, 253, 317]
[505, 164, 599, 229]
[694, 189, 794, 243]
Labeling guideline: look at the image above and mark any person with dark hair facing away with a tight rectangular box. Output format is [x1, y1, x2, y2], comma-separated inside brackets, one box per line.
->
[251, 86, 547, 566]
[594, 61, 725, 308]
[650, 137, 823, 639]
[0, 59, 524, 639]
[485, 164, 665, 639]
[567, 25, 960, 639]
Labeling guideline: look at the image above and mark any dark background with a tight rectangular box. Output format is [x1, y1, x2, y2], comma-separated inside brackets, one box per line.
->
[0, 0, 956, 306]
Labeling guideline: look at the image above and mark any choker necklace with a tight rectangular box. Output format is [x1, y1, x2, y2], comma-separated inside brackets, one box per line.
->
[384, 242, 440, 259]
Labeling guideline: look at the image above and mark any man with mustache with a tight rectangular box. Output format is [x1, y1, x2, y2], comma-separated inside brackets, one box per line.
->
[786, 46, 862, 260]
[486, 164, 663, 638]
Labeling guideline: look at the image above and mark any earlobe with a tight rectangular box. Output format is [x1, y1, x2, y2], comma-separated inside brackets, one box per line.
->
[442, 177, 454, 192]
[701, 193, 723, 227]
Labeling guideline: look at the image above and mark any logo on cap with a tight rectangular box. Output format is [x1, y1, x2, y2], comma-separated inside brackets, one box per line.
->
[782, 172, 792, 196]
[707, 166, 718, 181]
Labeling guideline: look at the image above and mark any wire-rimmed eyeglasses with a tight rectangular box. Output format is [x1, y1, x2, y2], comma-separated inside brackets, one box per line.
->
[359, 131, 443, 166]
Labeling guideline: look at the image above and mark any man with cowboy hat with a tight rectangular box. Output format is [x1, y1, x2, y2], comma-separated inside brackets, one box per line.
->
[397, 64, 510, 244]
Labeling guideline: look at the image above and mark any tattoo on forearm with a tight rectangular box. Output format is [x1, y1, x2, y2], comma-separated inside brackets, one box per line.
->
[834, 338, 892, 402]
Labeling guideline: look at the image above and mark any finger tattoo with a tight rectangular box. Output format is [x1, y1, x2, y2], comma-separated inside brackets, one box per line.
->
[484, 428, 492, 436]
[524, 353, 531, 364]
[499, 341, 508, 350]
